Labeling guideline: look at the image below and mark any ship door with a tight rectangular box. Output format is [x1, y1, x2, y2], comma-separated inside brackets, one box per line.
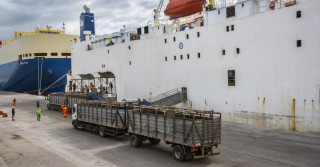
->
[18, 55, 22, 63]
[98, 72, 116, 101]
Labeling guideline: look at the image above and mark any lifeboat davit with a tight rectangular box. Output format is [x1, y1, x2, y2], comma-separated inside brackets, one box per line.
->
[164, 0, 206, 20]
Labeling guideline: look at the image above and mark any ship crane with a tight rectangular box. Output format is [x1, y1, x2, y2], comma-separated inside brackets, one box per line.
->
[154, 0, 165, 22]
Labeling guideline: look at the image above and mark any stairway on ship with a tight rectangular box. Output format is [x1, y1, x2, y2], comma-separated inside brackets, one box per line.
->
[149, 87, 187, 106]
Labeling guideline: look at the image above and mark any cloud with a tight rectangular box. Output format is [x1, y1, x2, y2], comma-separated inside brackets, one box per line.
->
[0, 0, 163, 41]
[0, 0, 237, 41]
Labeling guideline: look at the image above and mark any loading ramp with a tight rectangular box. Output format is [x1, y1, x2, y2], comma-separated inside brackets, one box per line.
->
[149, 87, 187, 106]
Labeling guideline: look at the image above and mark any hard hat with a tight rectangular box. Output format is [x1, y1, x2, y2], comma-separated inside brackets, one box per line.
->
[12, 106, 15, 109]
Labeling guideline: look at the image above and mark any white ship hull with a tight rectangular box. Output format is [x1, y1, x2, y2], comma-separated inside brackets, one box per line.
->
[71, 0, 320, 132]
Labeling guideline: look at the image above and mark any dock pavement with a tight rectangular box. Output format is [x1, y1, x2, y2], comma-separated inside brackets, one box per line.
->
[0, 91, 320, 167]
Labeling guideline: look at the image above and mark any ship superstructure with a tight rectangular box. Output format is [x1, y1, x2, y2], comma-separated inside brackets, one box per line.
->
[0, 25, 78, 94]
[70, 0, 320, 132]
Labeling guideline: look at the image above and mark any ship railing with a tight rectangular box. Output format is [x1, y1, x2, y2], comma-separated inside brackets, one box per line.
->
[257, 0, 315, 12]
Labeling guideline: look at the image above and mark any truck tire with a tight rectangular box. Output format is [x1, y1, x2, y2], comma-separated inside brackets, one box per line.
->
[173, 145, 185, 162]
[72, 120, 78, 129]
[130, 134, 142, 147]
[149, 138, 161, 144]
[99, 126, 106, 138]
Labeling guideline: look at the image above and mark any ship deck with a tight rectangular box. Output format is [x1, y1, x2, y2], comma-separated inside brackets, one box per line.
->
[0, 91, 319, 167]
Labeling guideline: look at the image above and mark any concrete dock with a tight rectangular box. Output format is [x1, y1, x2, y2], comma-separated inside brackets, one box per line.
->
[0, 91, 320, 167]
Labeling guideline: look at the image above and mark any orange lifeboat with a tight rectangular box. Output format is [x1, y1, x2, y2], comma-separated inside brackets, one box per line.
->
[164, 0, 206, 20]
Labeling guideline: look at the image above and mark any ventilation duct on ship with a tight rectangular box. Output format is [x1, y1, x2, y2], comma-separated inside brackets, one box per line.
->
[83, 5, 90, 13]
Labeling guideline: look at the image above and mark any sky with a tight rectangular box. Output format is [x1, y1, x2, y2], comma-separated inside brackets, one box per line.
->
[0, 0, 237, 41]
[0, 0, 168, 41]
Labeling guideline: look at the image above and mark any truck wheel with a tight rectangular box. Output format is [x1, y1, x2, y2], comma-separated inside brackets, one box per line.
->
[72, 120, 78, 129]
[130, 134, 142, 147]
[173, 145, 185, 162]
[99, 126, 106, 138]
[149, 138, 161, 144]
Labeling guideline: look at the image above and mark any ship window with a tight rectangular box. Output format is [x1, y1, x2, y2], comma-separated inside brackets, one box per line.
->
[218, 10, 220, 14]
[108, 50, 109, 53]
[297, 40, 302, 47]
[242, 3, 244, 8]
[128, 45, 131, 50]
[164, 27, 166, 33]
[197, 32, 200, 37]
[226, 26, 229, 32]
[173, 37, 176, 42]
[137, 28, 142, 35]
[35, 53, 47, 56]
[174, 56, 176, 60]
[51, 53, 58, 56]
[237, 48, 240, 54]
[231, 25, 234, 31]
[228, 70, 236, 86]
[297, 11, 301, 18]
[129, 61, 131, 65]
[62, 53, 71, 56]
[29, 53, 31, 57]
[226, 6, 235, 18]
[198, 53, 201, 58]
[144, 26, 149, 34]
[187, 54, 190, 59]
[165, 38, 167, 43]
[18, 55, 22, 61]
[222, 50, 226, 55]
[186, 34, 189, 39]
[165, 57, 167, 61]
[180, 55, 183, 60]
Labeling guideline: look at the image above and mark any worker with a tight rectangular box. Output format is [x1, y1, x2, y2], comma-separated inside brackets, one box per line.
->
[109, 82, 113, 93]
[61, 103, 64, 114]
[73, 83, 76, 92]
[62, 105, 68, 118]
[13, 98, 16, 106]
[36, 100, 40, 108]
[85, 84, 89, 93]
[12, 106, 15, 121]
[69, 81, 72, 93]
[90, 82, 94, 92]
[36, 108, 42, 121]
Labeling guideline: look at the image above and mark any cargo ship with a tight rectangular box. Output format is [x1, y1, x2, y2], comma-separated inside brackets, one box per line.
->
[70, 0, 320, 132]
[0, 25, 78, 94]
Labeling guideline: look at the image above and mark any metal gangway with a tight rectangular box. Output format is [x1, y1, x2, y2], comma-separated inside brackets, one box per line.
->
[149, 87, 187, 106]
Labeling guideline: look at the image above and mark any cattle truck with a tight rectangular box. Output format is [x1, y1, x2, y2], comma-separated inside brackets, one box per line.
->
[72, 101, 221, 161]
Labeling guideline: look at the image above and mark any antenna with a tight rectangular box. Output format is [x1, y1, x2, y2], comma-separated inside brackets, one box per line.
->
[62, 22, 66, 34]
[83, 5, 90, 13]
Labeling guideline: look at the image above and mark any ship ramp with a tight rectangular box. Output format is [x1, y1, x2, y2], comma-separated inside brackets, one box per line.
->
[149, 87, 187, 106]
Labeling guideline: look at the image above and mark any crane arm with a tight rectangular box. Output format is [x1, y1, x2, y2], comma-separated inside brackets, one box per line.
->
[154, 0, 165, 21]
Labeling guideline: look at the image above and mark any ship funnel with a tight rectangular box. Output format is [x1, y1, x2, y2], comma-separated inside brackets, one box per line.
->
[83, 5, 90, 13]
[80, 5, 95, 41]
